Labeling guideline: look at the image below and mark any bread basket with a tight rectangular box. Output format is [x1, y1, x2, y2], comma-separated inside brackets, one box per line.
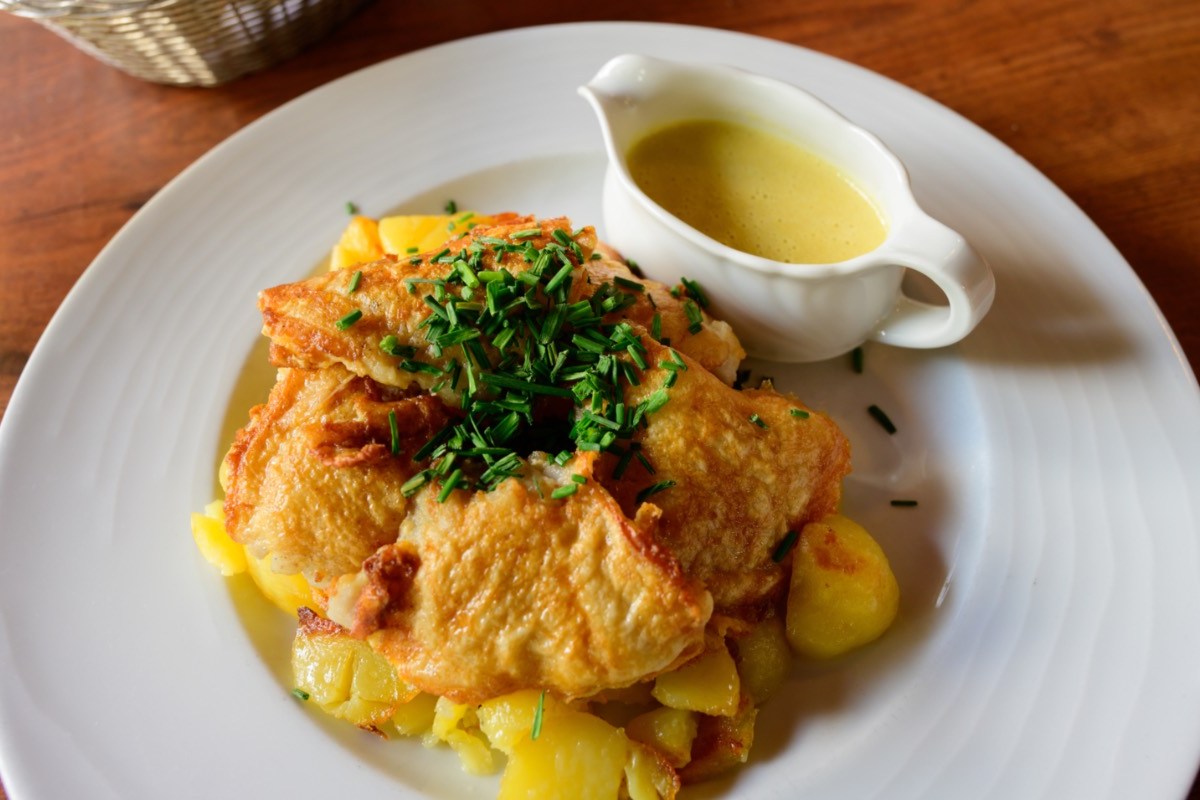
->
[1, 0, 369, 86]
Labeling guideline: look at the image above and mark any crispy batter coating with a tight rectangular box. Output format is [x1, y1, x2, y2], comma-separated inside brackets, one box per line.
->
[597, 339, 851, 615]
[222, 365, 454, 582]
[228, 215, 851, 702]
[259, 216, 742, 392]
[325, 453, 710, 703]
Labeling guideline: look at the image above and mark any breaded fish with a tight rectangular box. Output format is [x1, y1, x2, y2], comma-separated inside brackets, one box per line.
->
[259, 217, 743, 392]
[596, 338, 851, 615]
[222, 365, 455, 582]
[326, 452, 710, 703]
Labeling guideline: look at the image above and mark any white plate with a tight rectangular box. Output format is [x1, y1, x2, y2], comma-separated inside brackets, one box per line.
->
[1, 22, 1198, 800]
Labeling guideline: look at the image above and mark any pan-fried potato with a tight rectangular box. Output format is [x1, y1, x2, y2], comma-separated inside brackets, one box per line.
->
[651, 641, 740, 717]
[290, 608, 417, 728]
[733, 617, 791, 703]
[625, 706, 698, 768]
[786, 515, 899, 658]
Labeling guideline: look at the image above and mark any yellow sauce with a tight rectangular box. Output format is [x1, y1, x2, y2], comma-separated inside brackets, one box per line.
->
[626, 119, 887, 264]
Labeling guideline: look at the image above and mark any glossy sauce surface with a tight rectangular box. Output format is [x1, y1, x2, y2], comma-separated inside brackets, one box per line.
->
[627, 119, 887, 264]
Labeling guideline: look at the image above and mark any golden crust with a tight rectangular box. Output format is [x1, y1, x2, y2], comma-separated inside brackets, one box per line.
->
[596, 339, 851, 615]
[222, 365, 454, 582]
[258, 216, 742, 394]
[338, 453, 711, 703]
[230, 215, 851, 702]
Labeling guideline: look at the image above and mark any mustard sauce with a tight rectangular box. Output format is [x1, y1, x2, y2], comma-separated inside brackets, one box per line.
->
[626, 119, 887, 264]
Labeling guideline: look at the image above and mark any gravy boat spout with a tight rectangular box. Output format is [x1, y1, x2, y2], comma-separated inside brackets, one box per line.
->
[579, 54, 994, 363]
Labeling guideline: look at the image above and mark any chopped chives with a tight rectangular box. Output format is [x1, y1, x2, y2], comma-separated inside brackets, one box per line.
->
[345, 201, 358, 215]
[683, 300, 703, 334]
[651, 313, 662, 341]
[644, 388, 670, 414]
[335, 309, 362, 330]
[437, 468, 465, 502]
[891, 499, 919, 507]
[867, 404, 897, 434]
[680, 277, 709, 308]
[511, 228, 543, 240]
[531, 690, 546, 740]
[444, 199, 457, 214]
[388, 409, 399, 455]
[571, 474, 587, 484]
[749, 413, 767, 429]
[406, 246, 419, 254]
[771, 530, 799, 562]
[347, 270, 362, 294]
[551, 483, 578, 499]
[291, 688, 311, 701]
[613, 276, 644, 292]
[790, 408, 810, 419]
[635, 480, 676, 504]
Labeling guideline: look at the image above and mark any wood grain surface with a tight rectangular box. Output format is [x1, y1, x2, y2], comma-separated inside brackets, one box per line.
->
[0, 1, 1197, 798]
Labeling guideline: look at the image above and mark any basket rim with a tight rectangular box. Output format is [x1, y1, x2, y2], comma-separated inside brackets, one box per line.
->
[0, 0, 177, 19]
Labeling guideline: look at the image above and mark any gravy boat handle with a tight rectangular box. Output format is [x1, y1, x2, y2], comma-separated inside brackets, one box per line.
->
[869, 212, 996, 349]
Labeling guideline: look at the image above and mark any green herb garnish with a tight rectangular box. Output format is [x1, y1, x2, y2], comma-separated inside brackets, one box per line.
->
[291, 688, 310, 701]
[336, 309, 362, 330]
[749, 413, 767, 428]
[345, 201, 358, 215]
[680, 277, 709, 308]
[771, 530, 799, 562]
[790, 408, 810, 419]
[444, 199, 457, 214]
[868, 404, 897, 434]
[531, 690, 546, 740]
[635, 480, 676, 504]
[388, 409, 399, 455]
[347, 270, 362, 294]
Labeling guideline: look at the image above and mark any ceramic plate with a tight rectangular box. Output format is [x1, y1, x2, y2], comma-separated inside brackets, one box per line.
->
[1, 22, 1198, 800]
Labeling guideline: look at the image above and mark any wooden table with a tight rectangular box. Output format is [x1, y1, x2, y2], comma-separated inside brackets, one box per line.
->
[0, 1, 1196, 798]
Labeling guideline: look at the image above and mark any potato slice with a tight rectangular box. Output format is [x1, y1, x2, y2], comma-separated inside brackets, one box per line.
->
[625, 706, 698, 768]
[391, 692, 438, 736]
[330, 216, 383, 270]
[677, 696, 758, 784]
[190, 501, 245, 576]
[244, 551, 314, 616]
[291, 609, 416, 728]
[786, 514, 899, 658]
[499, 706, 628, 799]
[733, 617, 791, 703]
[377, 212, 493, 256]
[477, 689, 567, 756]
[624, 742, 681, 800]
[651, 641, 740, 717]
[430, 697, 495, 775]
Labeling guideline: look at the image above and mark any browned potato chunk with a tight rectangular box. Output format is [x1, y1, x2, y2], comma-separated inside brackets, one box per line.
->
[291, 608, 416, 728]
[624, 742, 681, 800]
[625, 706, 698, 768]
[733, 616, 792, 703]
[677, 696, 758, 784]
[651, 641, 740, 717]
[786, 515, 900, 658]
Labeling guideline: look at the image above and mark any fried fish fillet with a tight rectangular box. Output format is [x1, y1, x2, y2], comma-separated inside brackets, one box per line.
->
[326, 452, 710, 703]
[596, 338, 851, 615]
[259, 217, 743, 392]
[222, 365, 455, 582]
[224, 368, 711, 700]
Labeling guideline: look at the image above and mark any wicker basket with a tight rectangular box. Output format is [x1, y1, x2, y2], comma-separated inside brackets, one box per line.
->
[1, 0, 369, 86]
